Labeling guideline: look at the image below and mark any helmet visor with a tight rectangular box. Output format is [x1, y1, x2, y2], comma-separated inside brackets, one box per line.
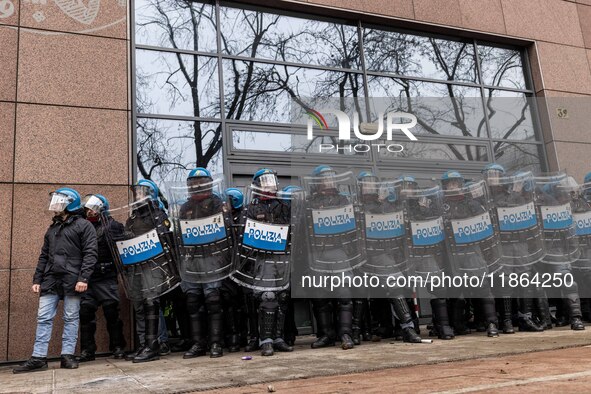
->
[443, 178, 463, 190]
[317, 170, 337, 191]
[188, 177, 213, 195]
[256, 173, 278, 192]
[82, 195, 104, 215]
[48, 192, 73, 213]
[485, 169, 503, 186]
[360, 176, 380, 196]
[131, 185, 153, 201]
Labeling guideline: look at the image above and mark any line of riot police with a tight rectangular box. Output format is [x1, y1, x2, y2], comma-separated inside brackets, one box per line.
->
[91, 163, 591, 362]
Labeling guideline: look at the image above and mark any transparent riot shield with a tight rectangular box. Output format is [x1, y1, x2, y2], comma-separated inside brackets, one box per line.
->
[402, 185, 447, 284]
[359, 179, 408, 277]
[534, 173, 580, 264]
[301, 171, 366, 273]
[573, 182, 591, 273]
[167, 178, 234, 284]
[230, 186, 293, 291]
[443, 180, 501, 276]
[485, 171, 545, 266]
[102, 198, 180, 302]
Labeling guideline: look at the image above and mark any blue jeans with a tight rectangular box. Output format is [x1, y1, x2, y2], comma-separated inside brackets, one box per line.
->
[32, 294, 81, 357]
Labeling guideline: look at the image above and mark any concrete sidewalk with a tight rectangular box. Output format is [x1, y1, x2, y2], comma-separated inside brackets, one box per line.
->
[2, 327, 590, 394]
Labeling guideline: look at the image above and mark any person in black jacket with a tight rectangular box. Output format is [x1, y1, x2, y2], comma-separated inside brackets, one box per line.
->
[13, 188, 98, 374]
[77, 194, 127, 362]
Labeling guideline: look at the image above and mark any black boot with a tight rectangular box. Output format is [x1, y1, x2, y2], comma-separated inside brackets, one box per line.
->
[13, 357, 48, 374]
[500, 297, 515, 334]
[60, 354, 79, 369]
[245, 293, 260, 352]
[430, 298, 454, 340]
[351, 300, 364, 346]
[339, 301, 355, 350]
[283, 298, 298, 347]
[565, 292, 586, 330]
[133, 302, 160, 363]
[274, 295, 294, 352]
[103, 301, 127, 355]
[451, 298, 470, 335]
[261, 342, 274, 356]
[311, 302, 335, 349]
[206, 291, 224, 358]
[76, 350, 95, 362]
[391, 298, 422, 343]
[259, 306, 276, 356]
[518, 296, 544, 332]
[536, 293, 553, 329]
[112, 347, 126, 359]
[481, 298, 499, 337]
[225, 304, 241, 353]
[184, 293, 207, 359]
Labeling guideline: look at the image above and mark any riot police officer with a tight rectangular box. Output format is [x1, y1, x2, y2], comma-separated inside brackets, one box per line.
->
[174, 168, 230, 358]
[231, 169, 295, 356]
[303, 165, 364, 350]
[483, 165, 544, 332]
[401, 176, 455, 340]
[441, 171, 499, 337]
[77, 194, 127, 362]
[357, 172, 421, 343]
[535, 174, 585, 330]
[116, 179, 180, 363]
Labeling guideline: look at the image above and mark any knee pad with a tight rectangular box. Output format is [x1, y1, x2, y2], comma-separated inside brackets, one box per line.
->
[205, 290, 223, 315]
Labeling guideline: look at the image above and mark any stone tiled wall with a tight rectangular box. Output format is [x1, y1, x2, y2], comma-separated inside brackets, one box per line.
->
[0, 0, 131, 361]
[1, 0, 591, 362]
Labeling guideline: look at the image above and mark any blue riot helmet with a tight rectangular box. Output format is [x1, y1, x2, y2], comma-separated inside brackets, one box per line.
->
[482, 163, 505, 187]
[441, 170, 465, 190]
[253, 168, 279, 193]
[188, 167, 212, 180]
[81, 194, 109, 218]
[132, 179, 160, 201]
[312, 165, 338, 194]
[187, 167, 214, 201]
[226, 188, 244, 210]
[398, 174, 418, 191]
[584, 171, 591, 184]
[358, 171, 380, 198]
[49, 187, 82, 213]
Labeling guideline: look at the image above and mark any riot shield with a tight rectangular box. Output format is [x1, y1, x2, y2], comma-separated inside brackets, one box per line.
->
[102, 198, 180, 302]
[167, 178, 234, 283]
[442, 180, 501, 276]
[359, 179, 408, 277]
[402, 185, 447, 284]
[485, 171, 545, 266]
[572, 182, 591, 271]
[230, 186, 293, 291]
[302, 171, 366, 273]
[534, 173, 580, 264]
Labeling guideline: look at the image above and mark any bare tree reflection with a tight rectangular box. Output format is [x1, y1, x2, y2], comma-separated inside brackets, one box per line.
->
[135, 1, 539, 183]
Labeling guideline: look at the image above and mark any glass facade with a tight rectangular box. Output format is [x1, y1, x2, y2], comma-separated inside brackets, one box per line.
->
[133, 0, 543, 183]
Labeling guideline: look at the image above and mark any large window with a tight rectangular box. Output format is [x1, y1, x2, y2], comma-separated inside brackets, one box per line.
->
[133, 0, 543, 183]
